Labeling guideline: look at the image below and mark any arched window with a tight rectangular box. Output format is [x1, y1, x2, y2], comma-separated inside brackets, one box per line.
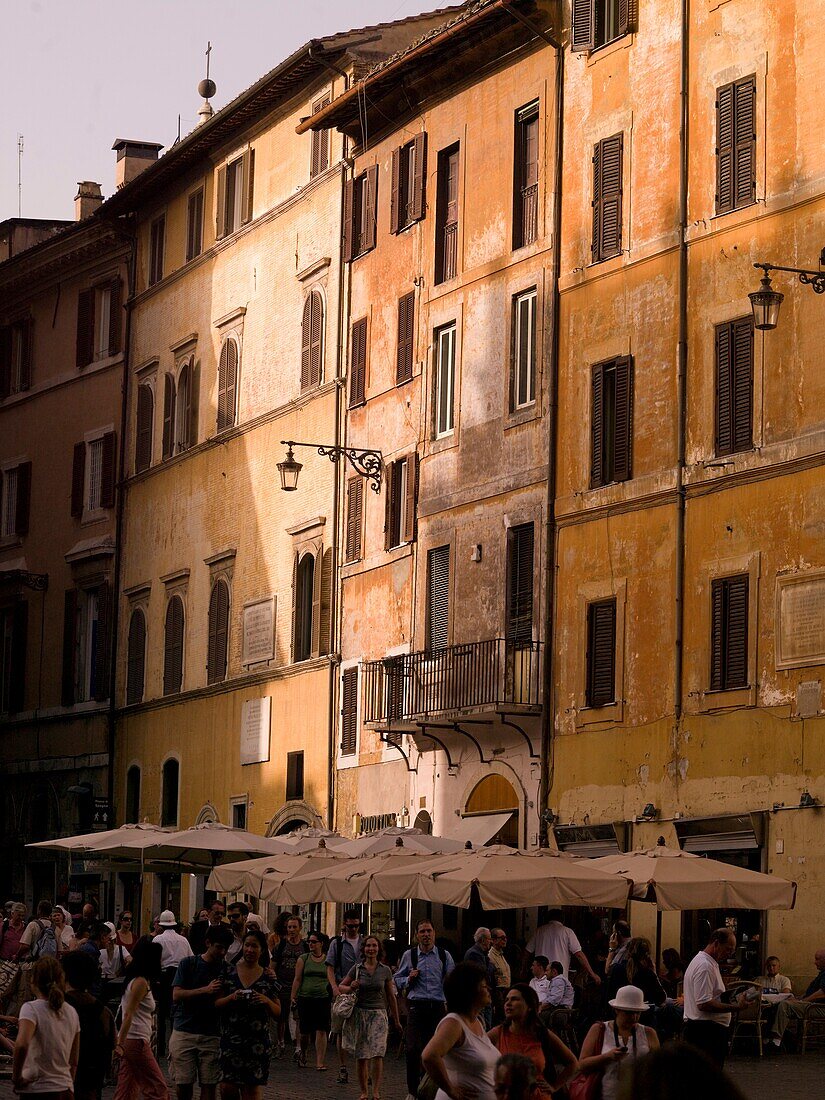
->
[175, 360, 196, 451]
[161, 758, 179, 827]
[125, 764, 141, 824]
[163, 595, 185, 696]
[464, 774, 520, 847]
[301, 291, 324, 391]
[126, 608, 146, 705]
[293, 552, 315, 662]
[207, 578, 230, 684]
[162, 374, 176, 459]
[217, 339, 238, 432]
[135, 384, 154, 472]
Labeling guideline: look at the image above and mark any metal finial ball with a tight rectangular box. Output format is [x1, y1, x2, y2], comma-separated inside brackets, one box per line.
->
[198, 78, 216, 99]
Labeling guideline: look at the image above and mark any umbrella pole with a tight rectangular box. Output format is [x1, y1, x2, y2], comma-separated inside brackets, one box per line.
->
[655, 908, 662, 969]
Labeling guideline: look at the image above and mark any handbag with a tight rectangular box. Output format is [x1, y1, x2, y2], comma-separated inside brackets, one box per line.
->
[331, 964, 360, 1028]
[416, 1072, 439, 1100]
[568, 1023, 606, 1100]
[0, 959, 20, 1002]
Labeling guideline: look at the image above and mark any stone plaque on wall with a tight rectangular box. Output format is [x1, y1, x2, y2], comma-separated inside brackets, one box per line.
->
[242, 597, 275, 666]
[240, 697, 271, 765]
[777, 572, 825, 669]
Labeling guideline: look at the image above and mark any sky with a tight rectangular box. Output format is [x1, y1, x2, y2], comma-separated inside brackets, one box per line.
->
[2, 0, 452, 222]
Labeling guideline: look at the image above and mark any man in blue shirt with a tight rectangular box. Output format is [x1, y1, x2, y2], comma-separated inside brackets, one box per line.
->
[326, 909, 363, 1084]
[770, 947, 825, 1049]
[463, 927, 496, 1028]
[394, 919, 455, 1100]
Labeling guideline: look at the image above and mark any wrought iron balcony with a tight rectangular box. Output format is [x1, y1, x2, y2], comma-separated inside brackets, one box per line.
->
[362, 638, 543, 726]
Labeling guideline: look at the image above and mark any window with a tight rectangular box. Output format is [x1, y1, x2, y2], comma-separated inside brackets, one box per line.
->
[0, 601, 27, 714]
[586, 597, 616, 708]
[343, 166, 378, 262]
[126, 608, 146, 705]
[435, 144, 460, 284]
[345, 477, 364, 563]
[71, 433, 116, 516]
[715, 318, 753, 456]
[711, 575, 749, 690]
[507, 524, 534, 643]
[572, 0, 633, 52]
[310, 96, 331, 177]
[716, 76, 756, 216]
[434, 322, 456, 438]
[175, 360, 197, 452]
[293, 553, 315, 663]
[163, 595, 185, 695]
[286, 751, 305, 800]
[207, 578, 230, 685]
[231, 800, 247, 829]
[62, 584, 111, 705]
[591, 355, 633, 487]
[592, 134, 623, 262]
[385, 455, 418, 550]
[186, 187, 204, 261]
[161, 758, 179, 827]
[0, 462, 30, 539]
[125, 765, 141, 824]
[216, 150, 255, 238]
[513, 103, 539, 249]
[149, 216, 165, 286]
[76, 282, 122, 368]
[512, 289, 537, 410]
[426, 545, 450, 651]
[396, 292, 415, 385]
[341, 666, 359, 756]
[135, 385, 154, 472]
[217, 338, 238, 431]
[349, 317, 367, 407]
[391, 133, 427, 234]
[301, 291, 324, 391]
[162, 374, 176, 460]
[0, 319, 32, 397]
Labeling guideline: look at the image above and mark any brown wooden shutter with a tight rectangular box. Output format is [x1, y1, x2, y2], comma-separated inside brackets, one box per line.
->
[177, 364, 190, 451]
[19, 319, 33, 390]
[716, 82, 734, 215]
[411, 132, 427, 222]
[126, 608, 146, 705]
[732, 318, 753, 452]
[571, 0, 595, 51]
[618, 0, 631, 36]
[715, 322, 733, 455]
[390, 146, 402, 234]
[507, 523, 534, 643]
[15, 460, 32, 536]
[319, 547, 333, 655]
[384, 460, 396, 551]
[207, 579, 229, 685]
[163, 596, 184, 695]
[108, 279, 122, 355]
[9, 600, 28, 713]
[311, 550, 323, 658]
[396, 292, 415, 384]
[61, 588, 78, 705]
[189, 361, 200, 447]
[310, 292, 323, 386]
[71, 441, 86, 516]
[590, 364, 604, 488]
[136, 385, 153, 472]
[218, 340, 237, 429]
[341, 666, 359, 756]
[350, 316, 367, 406]
[242, 148, 255, 224]
[100, 431, 116, 508]
[343, 178, 355, 262]
[301, 296, 313, 391]
[76, 288, 94, 367]
[613, 356, 633, 482]
[725, 575, 749, 688]
[345, 476, 363, 562]
[404, 453, 418, 543]
[93, 581, 111, 702]
[593, 134, 623, 261]
[363, 165, 378, 252]
[427, 545, 450, 651]
[162, 374, 176, 459]
[0, 326, 11, 399]
[734, 76, 756, 209]
[186, 189, 203, 261]
[710, 579, 724, 691]
[587, 598, 616, 707]
[215, 165, 227, 239]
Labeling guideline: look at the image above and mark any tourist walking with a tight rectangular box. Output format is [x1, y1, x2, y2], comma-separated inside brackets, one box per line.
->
[290, 930, 331, 1070]
[114, 936, 170, 1100]
[63, 950, 116, 1100]
[422, 962, 499, 1100]
[154, 911, 193, 1057]
[488, 984, 577, 1096]
[12, 956, 80, 1096]
[338, 935, 400, 1100]
[576, 985, 659, 1100]
[395, 919, 455, 1100]
[272, 915, 308, 1058]
[50, 907, 74, 957]
[326, 908, 364, 1084]
[216, 928, 280, 1100]
[115, 912, 138, 951]
[0, 904, 27, 962]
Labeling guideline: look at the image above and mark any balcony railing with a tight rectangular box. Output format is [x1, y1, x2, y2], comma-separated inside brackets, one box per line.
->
[362, 638, 543, 725]
[520, 183, 538, 247]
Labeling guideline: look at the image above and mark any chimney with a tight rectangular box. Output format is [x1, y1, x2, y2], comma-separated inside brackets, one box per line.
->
[74, 181, 103, 221]
[112, 139, 164, 190]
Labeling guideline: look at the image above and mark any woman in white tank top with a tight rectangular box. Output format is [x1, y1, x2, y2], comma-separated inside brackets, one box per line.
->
[423, 962, 499, 1100]
[113, 937, 169, 1100]
[575, 986, 659, 1100]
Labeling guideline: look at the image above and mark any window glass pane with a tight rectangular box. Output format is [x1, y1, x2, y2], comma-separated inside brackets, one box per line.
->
[95, 288, 111, 358]
[84, 590, 100, 701]
[87, 440, 103, 510]
[603, 363, 616, 482]
[436, 325, 456, 436]
[11, 328, 23, 391]
[514, 291, 536, 409]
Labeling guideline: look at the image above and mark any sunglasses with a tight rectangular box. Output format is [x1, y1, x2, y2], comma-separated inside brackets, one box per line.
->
[308, 938, 321, 945]
[121, 916, 132, 921]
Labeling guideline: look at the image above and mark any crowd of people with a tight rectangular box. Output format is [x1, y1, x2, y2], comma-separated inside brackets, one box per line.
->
[1, 896, 820, 1100]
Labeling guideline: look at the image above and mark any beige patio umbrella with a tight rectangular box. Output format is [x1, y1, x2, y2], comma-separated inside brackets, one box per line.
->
[27, 822, 171, 858]
[206, 844, 351, 898]
[340, 827, 468, 857]
[273, 826, 349, 852]
[280, 844, 439, 904]
[141, 822, 291, 870]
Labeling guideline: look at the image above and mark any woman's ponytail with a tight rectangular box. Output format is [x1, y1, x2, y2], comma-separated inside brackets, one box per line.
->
[32, 956, 66, 1012]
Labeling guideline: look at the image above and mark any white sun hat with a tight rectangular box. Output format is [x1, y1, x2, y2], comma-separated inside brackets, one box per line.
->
[608, 985, 651, 1013]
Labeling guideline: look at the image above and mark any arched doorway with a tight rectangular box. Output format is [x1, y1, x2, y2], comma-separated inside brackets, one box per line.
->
[463, 774, 520, 847]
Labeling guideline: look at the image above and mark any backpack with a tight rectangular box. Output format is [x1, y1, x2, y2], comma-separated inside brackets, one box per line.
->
[411, 945, 448, 972]
[31, 922, 58, 960]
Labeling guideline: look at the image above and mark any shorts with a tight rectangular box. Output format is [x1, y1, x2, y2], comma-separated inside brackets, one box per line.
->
[168, 1029, 222, 1085]
[297, 995, 331, 1035]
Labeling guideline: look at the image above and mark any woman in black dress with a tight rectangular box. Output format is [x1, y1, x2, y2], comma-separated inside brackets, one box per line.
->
[216, 929, 280, 1100]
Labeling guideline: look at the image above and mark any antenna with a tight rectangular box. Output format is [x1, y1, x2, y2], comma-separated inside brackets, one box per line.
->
[17, 134, 24, 217]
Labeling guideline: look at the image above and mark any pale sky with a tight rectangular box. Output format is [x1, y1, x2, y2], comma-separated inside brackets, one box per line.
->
[2, 0, 450, 222]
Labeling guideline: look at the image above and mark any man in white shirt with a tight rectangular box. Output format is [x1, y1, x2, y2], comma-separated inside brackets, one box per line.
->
[526, 909, 601, 984]
[755, 955, 793, 994]
[154, 910, 193, 1056]
[100, 921, 131, 979]
[529, 956, 553, 1006]
[683, 928, 743, 1068]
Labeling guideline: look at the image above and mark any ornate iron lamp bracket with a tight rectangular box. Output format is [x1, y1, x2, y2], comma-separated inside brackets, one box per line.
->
[280, 440, 383, 492]
[755, 261, 825, 295]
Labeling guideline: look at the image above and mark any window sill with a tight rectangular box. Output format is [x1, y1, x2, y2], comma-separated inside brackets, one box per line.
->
[575, 699, 624, 729]
[350, 245, 376, 264]
[80, 508, 110, 527]
[428, 432, 457, 457]
[341, 540, 413, 580]
[0, 534, 22, 550]
[505, 403, 539, 430]
[337, 750, 360, 771]
[696, 685, 755, 712]
[585, 33, 634, 66]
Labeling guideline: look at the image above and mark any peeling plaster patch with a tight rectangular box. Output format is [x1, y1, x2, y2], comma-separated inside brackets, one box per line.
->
[638, 764, 650, 785]
[677, 758, 689, 781]
[760, 678, 791, 708]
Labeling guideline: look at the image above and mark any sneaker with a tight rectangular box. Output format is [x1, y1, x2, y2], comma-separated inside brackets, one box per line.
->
[337, 1066, 348, 1084]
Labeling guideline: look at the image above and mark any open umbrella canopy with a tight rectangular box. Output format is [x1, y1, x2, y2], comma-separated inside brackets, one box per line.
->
[141, 822, 290, 869]
[207, 847, 354, 900]
[339, 827, 469, 857]
[281, 846, 440, 904]
[27, 822, 171, 857]
[590, 846, 797, 911]
[269, 826, 350, 853]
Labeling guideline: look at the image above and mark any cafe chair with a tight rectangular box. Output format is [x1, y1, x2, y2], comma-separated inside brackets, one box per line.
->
[801, 1010, 825, 1053]
[729, 982, 764, 1057]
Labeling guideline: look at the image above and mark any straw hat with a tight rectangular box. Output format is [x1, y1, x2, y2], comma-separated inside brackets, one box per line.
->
[158, 909, 178, 928]
[608, 985, 651, 1013]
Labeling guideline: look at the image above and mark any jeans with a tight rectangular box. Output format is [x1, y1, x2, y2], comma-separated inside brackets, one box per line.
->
[405, 1000, 445, 1095]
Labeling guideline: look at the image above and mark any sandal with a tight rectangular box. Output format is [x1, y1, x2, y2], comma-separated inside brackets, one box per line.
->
[316, 1065, 328, 1071]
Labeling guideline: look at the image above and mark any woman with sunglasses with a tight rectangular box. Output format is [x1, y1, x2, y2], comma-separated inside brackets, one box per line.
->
[114, 912, 136, 950]
[290, 931, 331, 1069]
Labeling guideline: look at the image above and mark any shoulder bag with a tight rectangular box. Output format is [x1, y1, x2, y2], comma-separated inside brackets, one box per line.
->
[568, 1023, 606, 1100]
[331, 963, 360, 1030]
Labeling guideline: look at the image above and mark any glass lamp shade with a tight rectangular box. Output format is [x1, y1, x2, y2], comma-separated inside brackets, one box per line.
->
[749, 274, 784, 331]
[277, 448, 302, 491]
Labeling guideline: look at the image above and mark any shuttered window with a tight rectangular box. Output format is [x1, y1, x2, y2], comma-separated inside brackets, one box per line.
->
[310, 96, 331, 178]
[162, 374, 176, 460]
[175, 360, 197, 452]
[385, 454, 418, 550]
[396, 292, 415, 385]
[716, 76, 756, 215]
[149, 215, 165, 286]
[1, 462, 30, 539]
[125, 765, 141, 824]
[293, 552, 315, 663]
[343, 166, 378, 262]
[507, 524, 535, 643]
[435, 144, 460, 284]
[126, 607, 146, 706]
[61, 588, 78, 705]
[513, 103, 539, 249]
[76, 432, 115, 513]
[286, 751, 305, 800]
[391, 132, 427, 234]
[715, 318, 753, 456]
[75, 289, 94, 368]
[135, 384, 154, 472]
[163, 595, 185, 696]
[345, 476, 364, 563]
[586, 597, 617, 708]
[71, 442, 86, 517]
[217, 338, 238, 431]
[0, 319, 33, 396]
[161, 758, 179, 826]
[710, 575, 749, 690]
[512, 289, 537, 409]
[349, 316, 367, 406]
[572, 0, 632, 52]
[427, 545, 450, 651]
[207, 578, 230, 685]
[301, 292, 324, 391]
[591, 356, 633, 487]
[434, 322, 456, 437]
[0, 601, 27, 714]
[186, 187, 204, 261]
[592, 133, 623, 262]
[341, 665, 359, 756]
[216, 151, 254, 239]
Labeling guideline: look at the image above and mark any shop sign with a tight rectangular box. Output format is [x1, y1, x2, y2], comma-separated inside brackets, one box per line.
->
[355, 812, 398, 835]
[241, 697, 271, 765]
